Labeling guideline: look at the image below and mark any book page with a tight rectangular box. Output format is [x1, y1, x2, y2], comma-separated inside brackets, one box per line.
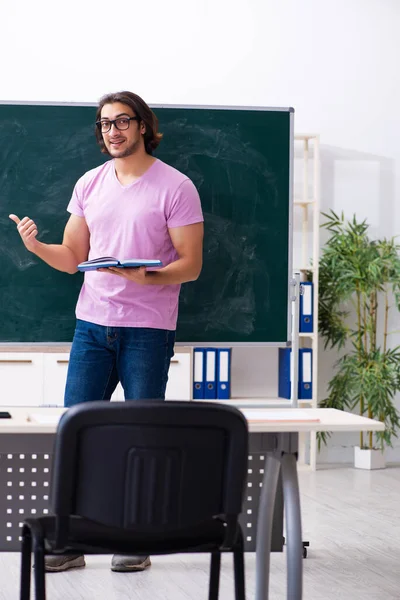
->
[84, 257, 118, 264]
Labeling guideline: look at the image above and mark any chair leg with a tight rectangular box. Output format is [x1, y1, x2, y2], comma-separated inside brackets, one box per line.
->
[233, 531, 246, 600]
[33, 538, 46, 600]
[20, 525, 32, 600]
[209, 551, 221, 600]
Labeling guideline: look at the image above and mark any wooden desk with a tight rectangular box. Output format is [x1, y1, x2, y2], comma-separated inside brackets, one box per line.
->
[0, 406, 384, 600]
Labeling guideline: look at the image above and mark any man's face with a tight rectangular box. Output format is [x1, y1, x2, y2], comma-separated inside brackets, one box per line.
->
[100, 102, 144, 158]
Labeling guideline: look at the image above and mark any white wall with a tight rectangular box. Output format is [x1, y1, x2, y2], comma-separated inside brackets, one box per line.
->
[1, 0, 399, 462]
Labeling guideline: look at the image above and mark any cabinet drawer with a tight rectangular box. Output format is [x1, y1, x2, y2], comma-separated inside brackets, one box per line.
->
[0, 353, 43, 406]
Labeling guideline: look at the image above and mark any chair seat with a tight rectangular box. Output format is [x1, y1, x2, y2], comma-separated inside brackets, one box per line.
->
[35, 516, 228, 556]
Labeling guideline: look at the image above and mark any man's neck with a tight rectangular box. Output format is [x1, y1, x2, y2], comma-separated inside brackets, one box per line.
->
[114, 153, 156, 184]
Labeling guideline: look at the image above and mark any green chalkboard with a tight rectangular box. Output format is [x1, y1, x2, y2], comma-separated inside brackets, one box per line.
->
[0, 103, 293, 344]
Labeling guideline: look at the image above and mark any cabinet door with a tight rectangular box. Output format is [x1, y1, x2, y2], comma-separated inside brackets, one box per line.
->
[165, 350, 192, 401]
[115, 348, 193, 402]
[43, 354, 121, 405]
[111, 383, 123, 402]
[0, 353, 44, 406]
[42, 354, 69, 406]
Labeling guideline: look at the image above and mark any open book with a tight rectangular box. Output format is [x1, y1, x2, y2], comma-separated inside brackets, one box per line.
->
[77, 257, 163, 272]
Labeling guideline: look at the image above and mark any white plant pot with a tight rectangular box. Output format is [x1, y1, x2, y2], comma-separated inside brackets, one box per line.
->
[354, 446, 386, 470]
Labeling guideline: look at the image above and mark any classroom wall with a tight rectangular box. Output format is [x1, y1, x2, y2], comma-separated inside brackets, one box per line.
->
[1, 0, 399, 462]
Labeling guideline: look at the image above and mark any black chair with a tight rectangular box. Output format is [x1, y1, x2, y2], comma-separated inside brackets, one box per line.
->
[20, 400, 249, 600]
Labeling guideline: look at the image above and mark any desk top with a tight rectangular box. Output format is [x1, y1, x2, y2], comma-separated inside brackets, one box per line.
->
[0, 406, 385, 434]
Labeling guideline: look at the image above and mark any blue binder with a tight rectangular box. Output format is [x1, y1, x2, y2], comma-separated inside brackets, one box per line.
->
[278, 348, 291, 399]
[217, 348, 231, 400]
[193, 348, 205, 399]
[300, 282, 313, 333]
[299, 348, 313, 399]
[278, 348, 313, 400]
[205, 348, 217, 400]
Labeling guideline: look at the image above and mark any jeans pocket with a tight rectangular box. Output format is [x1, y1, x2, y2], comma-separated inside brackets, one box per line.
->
[123, 327, 170, 350]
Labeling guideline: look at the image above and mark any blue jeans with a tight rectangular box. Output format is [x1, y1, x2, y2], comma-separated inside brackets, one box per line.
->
[64, 319, 176, 407]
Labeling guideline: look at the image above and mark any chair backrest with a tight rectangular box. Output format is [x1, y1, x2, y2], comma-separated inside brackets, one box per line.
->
[50, 401, 248, 535]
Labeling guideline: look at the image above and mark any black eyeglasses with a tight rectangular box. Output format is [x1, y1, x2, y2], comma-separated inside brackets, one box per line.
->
[96, 116, 139, 134]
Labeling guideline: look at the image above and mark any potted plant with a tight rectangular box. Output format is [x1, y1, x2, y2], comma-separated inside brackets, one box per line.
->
[317, 210, 400, 469]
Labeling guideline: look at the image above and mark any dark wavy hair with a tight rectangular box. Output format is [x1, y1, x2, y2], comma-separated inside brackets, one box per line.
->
[95, 91, 163, 155]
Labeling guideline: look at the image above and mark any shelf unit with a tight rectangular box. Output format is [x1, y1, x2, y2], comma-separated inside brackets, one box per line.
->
[190, 133, 321, 467]
[294, 133, 320, 470]
[223, 134, 320, 470]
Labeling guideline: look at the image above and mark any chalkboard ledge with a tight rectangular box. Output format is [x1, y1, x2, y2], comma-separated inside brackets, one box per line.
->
[0, 344, 72, 353]
[0, 344, 193, 354]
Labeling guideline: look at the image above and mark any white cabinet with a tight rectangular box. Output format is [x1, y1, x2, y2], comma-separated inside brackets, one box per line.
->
[43, 353, 120, 406]
[165, 351, 192, 400]
[0, 346, 193, 407]
[0, 353, 44, 406]
[112, 350, 192, 401]
[113, 350, 192, 402]
[42, 353, 69, 406]
[111, 383, 124, 402]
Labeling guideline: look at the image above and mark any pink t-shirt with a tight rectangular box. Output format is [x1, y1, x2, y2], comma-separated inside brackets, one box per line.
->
[67, 158, 203, 330]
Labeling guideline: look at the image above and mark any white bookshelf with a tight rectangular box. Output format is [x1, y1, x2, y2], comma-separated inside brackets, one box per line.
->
[294, 133, 320, 470]
[192, 133, 321, 468]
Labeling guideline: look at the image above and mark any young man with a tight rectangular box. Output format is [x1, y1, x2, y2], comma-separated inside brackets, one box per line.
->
[9, 91, 204, 573]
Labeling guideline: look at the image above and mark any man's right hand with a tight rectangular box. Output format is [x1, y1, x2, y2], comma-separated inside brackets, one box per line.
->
[9, 214, 40, 252]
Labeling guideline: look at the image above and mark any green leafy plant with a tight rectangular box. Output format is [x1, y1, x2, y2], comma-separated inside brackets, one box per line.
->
[318, 210, 400, 451]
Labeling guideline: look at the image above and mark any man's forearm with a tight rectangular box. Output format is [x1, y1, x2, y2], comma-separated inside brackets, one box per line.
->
[31, 241, 79, 274]
[146, 258, 202, 285]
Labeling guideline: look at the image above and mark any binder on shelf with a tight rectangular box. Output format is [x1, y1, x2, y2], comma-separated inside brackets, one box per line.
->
[278, 348, 291, 399]
[205, 348, 217, 400]
[299, 348, 313, 400]
[278, 348, 313, 400]
[217, 348, 231, 400]
[193, 348, 205, 399]
[300, 281, 313, 333]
